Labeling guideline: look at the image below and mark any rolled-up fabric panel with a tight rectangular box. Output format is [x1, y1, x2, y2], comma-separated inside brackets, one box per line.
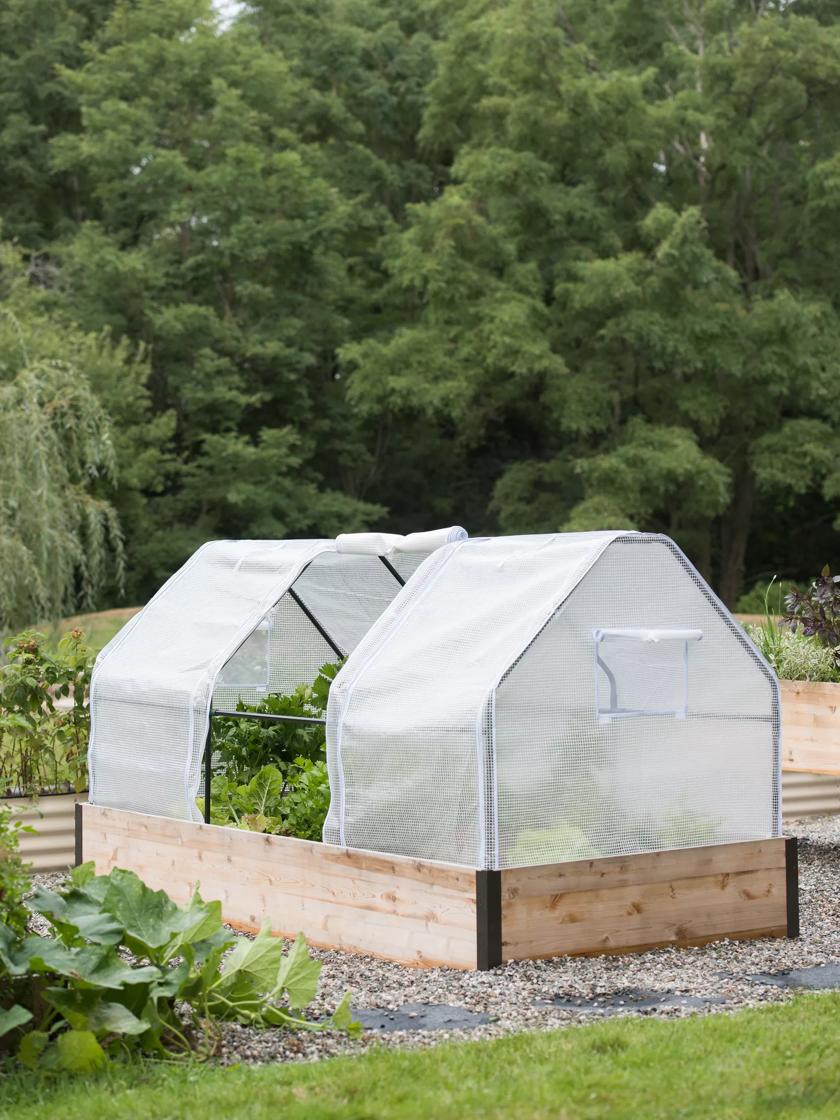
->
[395, 526, 468, 554]
[335, 532, 403, 556]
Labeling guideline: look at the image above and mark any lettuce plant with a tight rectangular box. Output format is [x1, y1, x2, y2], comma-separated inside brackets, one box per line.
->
[200, 757, 330, 840]
[0, 862, 357, 1071]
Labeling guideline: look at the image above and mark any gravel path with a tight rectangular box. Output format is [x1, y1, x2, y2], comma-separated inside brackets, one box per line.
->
[31, 816, 840, 1065]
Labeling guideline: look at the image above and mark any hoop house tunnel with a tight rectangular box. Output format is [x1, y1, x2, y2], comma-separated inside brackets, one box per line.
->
[325, 532, 781, 869]
[88, 530, 466, 822]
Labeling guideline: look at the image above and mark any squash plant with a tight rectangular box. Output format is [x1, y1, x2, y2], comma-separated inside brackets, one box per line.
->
[0, 862, 357, 1071]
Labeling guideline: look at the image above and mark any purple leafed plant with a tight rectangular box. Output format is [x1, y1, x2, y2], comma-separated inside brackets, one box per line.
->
[785, 565, 840, 656]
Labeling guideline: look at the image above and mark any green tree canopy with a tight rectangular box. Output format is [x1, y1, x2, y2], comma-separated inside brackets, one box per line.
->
[2, 0, 840, 615]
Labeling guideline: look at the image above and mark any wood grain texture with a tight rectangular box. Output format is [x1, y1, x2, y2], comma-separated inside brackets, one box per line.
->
[781, 679, 840, 775]
[500, 838, 790, 961]
[81, 804, 478, 969]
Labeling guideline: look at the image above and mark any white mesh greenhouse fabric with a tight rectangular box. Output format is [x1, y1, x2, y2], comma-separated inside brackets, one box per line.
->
[89, 529, 466, 821]
[324, 533, 781, 869]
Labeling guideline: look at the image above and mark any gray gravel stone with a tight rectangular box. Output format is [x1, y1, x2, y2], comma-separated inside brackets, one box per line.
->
[29, 815, 840, 1066]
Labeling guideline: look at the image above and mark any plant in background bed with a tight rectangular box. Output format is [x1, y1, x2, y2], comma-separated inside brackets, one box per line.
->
[746, 624, 838, 683]
[0, 629, 93, 797]
[745, 575, 839, 682]
[785, 565, 840, 662]
[0, 861, 357, 1071]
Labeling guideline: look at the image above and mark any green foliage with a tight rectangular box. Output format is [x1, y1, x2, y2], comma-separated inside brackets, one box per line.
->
[201, 661, 339, 841]
[746, 624, 838, 683]
[3, 0, 840, 609]
[0, 802, 32, 937]
[0, 629, 94, 796]
[212, 661, 340, 784]
[734, 582, 797, 618]
[202, 759, 331, 842]
[745, 573, 840, 680]
[0, 861, 357, 1068]
[0, 244, 128, 630]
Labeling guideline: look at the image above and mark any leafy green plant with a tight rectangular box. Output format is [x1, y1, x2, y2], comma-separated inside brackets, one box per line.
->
[202, 661, 339, 841]
[282, 758, 332, 842]
[0, 862, 357, 1071]
[746, 623, 838, 682]
[212, 661, 341, 784]
[0, 629, 94, 796]
[0, 802, 33, 936]
[200, 758, 330, 841]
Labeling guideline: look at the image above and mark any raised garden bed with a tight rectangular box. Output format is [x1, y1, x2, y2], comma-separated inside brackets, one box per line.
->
[781, 680, 840, 776]
[78, 804, 798, 970]
[3, 791, 85, 871]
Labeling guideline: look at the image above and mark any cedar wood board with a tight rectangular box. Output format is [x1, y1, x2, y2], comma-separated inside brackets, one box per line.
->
[781, 679, 840, 776]
[79, 805, 793, 969]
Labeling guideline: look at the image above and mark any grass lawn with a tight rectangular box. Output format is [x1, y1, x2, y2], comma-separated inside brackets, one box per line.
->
[4, 606, 141, 656]
[43, 606, 140, 654]
[1, 994, 839, 1120]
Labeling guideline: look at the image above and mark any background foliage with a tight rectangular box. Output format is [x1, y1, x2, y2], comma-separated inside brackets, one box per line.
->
[2, 0, 840, 618]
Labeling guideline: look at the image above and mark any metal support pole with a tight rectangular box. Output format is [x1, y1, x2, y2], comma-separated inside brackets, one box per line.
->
[288, 587, 344, 660]
[379, 555, 405, 586]
[203, 719, 213, 824]
[210, 709, 326, 726]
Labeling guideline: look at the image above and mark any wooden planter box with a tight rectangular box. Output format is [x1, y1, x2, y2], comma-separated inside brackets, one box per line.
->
[78, 804, 798, 970]
[3, 793, 87, 872]
[781, 680, 840, 776]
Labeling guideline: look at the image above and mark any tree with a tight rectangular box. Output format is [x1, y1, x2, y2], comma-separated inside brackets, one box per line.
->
[0, 243, 125, 629]
[52, 0, 384, 594]
[344, 0, 840, 601]
[0, 0, 116, 246]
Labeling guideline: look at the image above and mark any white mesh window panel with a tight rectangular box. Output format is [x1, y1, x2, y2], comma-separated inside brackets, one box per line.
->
[594, 628, 702, 721]
[216, 619, 271, 693]
[325, 533, 780, 869]
[88, 531, 465, 821]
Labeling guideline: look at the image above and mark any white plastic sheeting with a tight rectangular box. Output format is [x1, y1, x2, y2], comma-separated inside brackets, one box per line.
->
[324, 533, 781, 869]
[89, 530, 466, 821]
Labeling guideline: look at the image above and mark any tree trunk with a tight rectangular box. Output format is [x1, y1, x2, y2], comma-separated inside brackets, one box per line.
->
[719, 470, 755, 607]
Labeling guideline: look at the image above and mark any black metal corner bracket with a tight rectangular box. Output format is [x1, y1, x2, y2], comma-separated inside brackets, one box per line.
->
[475, 869, 502, 970]
[74, 801, 83, 867]
[785, 836, 799, 938]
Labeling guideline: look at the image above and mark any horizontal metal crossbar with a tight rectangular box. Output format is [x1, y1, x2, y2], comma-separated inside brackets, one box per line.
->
[210, 709, 326, 726]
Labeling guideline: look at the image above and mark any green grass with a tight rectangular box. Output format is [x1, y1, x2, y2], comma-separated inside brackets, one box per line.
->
[2, 995, 839, 1119]
[42, 606, 140, 654]
[4, 607, 140, 656]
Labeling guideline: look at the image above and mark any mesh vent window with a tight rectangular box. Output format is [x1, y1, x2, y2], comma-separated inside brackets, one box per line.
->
[216, 618, 270, 691]
[594, 628, 702, 721]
